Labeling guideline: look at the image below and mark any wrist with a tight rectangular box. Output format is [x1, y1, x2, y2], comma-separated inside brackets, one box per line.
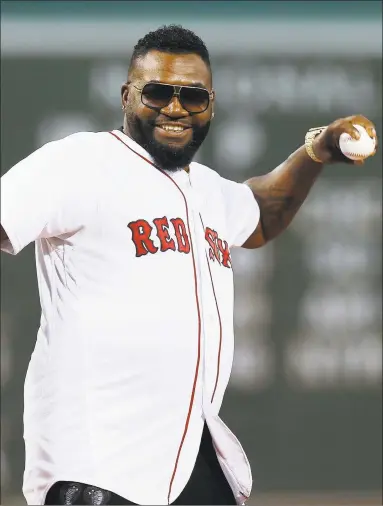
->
[305, 126, 327, 163]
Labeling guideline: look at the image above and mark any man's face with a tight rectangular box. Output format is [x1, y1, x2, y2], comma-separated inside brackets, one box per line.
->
[121, 50, 214, 171]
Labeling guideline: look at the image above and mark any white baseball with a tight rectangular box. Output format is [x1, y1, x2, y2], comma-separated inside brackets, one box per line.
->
[339, 124, 376, 160]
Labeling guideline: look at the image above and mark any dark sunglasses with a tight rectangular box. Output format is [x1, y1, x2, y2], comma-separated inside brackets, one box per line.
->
[132, 82, 214, 115]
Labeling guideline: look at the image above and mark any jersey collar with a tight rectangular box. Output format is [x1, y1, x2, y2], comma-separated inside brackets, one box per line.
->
[112, 128, 155, 163]
[112, 127, 193, 177]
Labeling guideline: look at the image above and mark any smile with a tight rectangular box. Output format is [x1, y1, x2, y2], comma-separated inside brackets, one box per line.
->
[155, 124, 192, 139]
[160, 125, 185, 132]
[156, 124, 191, 132]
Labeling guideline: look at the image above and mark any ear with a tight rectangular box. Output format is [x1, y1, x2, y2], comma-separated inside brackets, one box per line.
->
[121, 82, 130, 108]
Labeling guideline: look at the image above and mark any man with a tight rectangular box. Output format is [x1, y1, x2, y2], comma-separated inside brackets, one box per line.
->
[0, 24, 377, 506]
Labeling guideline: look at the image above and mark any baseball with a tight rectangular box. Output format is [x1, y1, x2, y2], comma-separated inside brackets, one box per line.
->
[339, 124, 376, 160]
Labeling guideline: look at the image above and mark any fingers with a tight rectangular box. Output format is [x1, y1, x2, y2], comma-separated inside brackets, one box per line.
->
[345, 114, 377, 140]
[325, 115, 378, 164]
[364, 124, 376, 140]
[350, 124, 362, 140]
[334, 120, 361, 142]
[372, 135, 379, 154]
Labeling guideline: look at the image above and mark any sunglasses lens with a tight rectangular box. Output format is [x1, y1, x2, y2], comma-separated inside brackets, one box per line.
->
[140, 83, 210, 113]
[141, 83, 174, 109]
[180, 87, 210, 113]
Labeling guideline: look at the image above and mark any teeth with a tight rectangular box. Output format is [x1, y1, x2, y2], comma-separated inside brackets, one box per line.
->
[160, 125, 185, 132]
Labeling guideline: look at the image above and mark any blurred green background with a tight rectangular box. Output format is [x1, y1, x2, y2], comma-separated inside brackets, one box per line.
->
[1, 2, 382, 505]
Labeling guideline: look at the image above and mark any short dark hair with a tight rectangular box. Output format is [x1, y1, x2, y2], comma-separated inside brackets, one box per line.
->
[129, 24, 211, 75]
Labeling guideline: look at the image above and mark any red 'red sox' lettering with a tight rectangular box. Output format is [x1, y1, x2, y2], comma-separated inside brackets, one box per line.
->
[217, 238, 231, 268]
[128, 217, 190, 257]
[153, 217, 176, 252]
[205, 227, 232, 269]
[170, 218, 190, 254]
[128, 220, 158, 257]
[205, 228, 220, 262]
[128, 218, 230, 267]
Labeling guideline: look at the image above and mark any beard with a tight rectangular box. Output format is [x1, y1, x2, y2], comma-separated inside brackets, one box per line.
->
[126, 113, 210, 172]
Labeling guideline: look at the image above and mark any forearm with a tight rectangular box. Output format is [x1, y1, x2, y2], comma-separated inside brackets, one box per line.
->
[245, 145, 324, 244]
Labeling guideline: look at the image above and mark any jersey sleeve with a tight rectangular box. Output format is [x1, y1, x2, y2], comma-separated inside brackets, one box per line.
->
[1, 136, 88, 255]
[219, 176, 260, 248]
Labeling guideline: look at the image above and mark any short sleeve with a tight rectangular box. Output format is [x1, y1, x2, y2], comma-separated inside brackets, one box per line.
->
[219, 176, 260, 248]
[1, 135, 89, 255]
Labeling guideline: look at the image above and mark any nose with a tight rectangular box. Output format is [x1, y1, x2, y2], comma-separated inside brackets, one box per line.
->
[160, 95, 189, 118]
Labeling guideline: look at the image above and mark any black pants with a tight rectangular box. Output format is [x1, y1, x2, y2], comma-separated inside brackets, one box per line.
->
[44, 424, 236, 505]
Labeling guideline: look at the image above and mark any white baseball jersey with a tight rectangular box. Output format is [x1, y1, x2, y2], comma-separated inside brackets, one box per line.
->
[1, 129, 260, 505]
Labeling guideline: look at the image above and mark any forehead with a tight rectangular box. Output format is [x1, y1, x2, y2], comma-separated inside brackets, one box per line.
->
[133, 50, 212, 88]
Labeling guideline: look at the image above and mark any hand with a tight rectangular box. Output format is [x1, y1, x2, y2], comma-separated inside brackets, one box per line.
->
[312, 115, 378, 165]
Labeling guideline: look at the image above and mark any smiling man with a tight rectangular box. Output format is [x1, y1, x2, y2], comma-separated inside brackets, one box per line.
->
[123, 53, 213, 171]
[0, 25, 378, 506]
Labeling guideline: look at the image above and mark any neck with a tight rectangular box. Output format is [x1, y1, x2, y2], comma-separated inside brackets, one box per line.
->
[121, 116, 190, 173]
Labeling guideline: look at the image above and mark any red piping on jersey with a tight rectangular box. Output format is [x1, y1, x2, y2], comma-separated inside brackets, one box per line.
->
[108, 131, 202, 504]
[199, 214, 223, 403]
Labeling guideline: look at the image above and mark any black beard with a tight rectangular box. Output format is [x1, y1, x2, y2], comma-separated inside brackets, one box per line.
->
[126, 114, 210, 172]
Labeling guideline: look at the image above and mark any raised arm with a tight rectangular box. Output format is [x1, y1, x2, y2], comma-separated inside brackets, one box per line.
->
[242, 115, 377, 249]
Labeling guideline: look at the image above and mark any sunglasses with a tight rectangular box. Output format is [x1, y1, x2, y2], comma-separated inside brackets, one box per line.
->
[132, 82, 213, 115]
